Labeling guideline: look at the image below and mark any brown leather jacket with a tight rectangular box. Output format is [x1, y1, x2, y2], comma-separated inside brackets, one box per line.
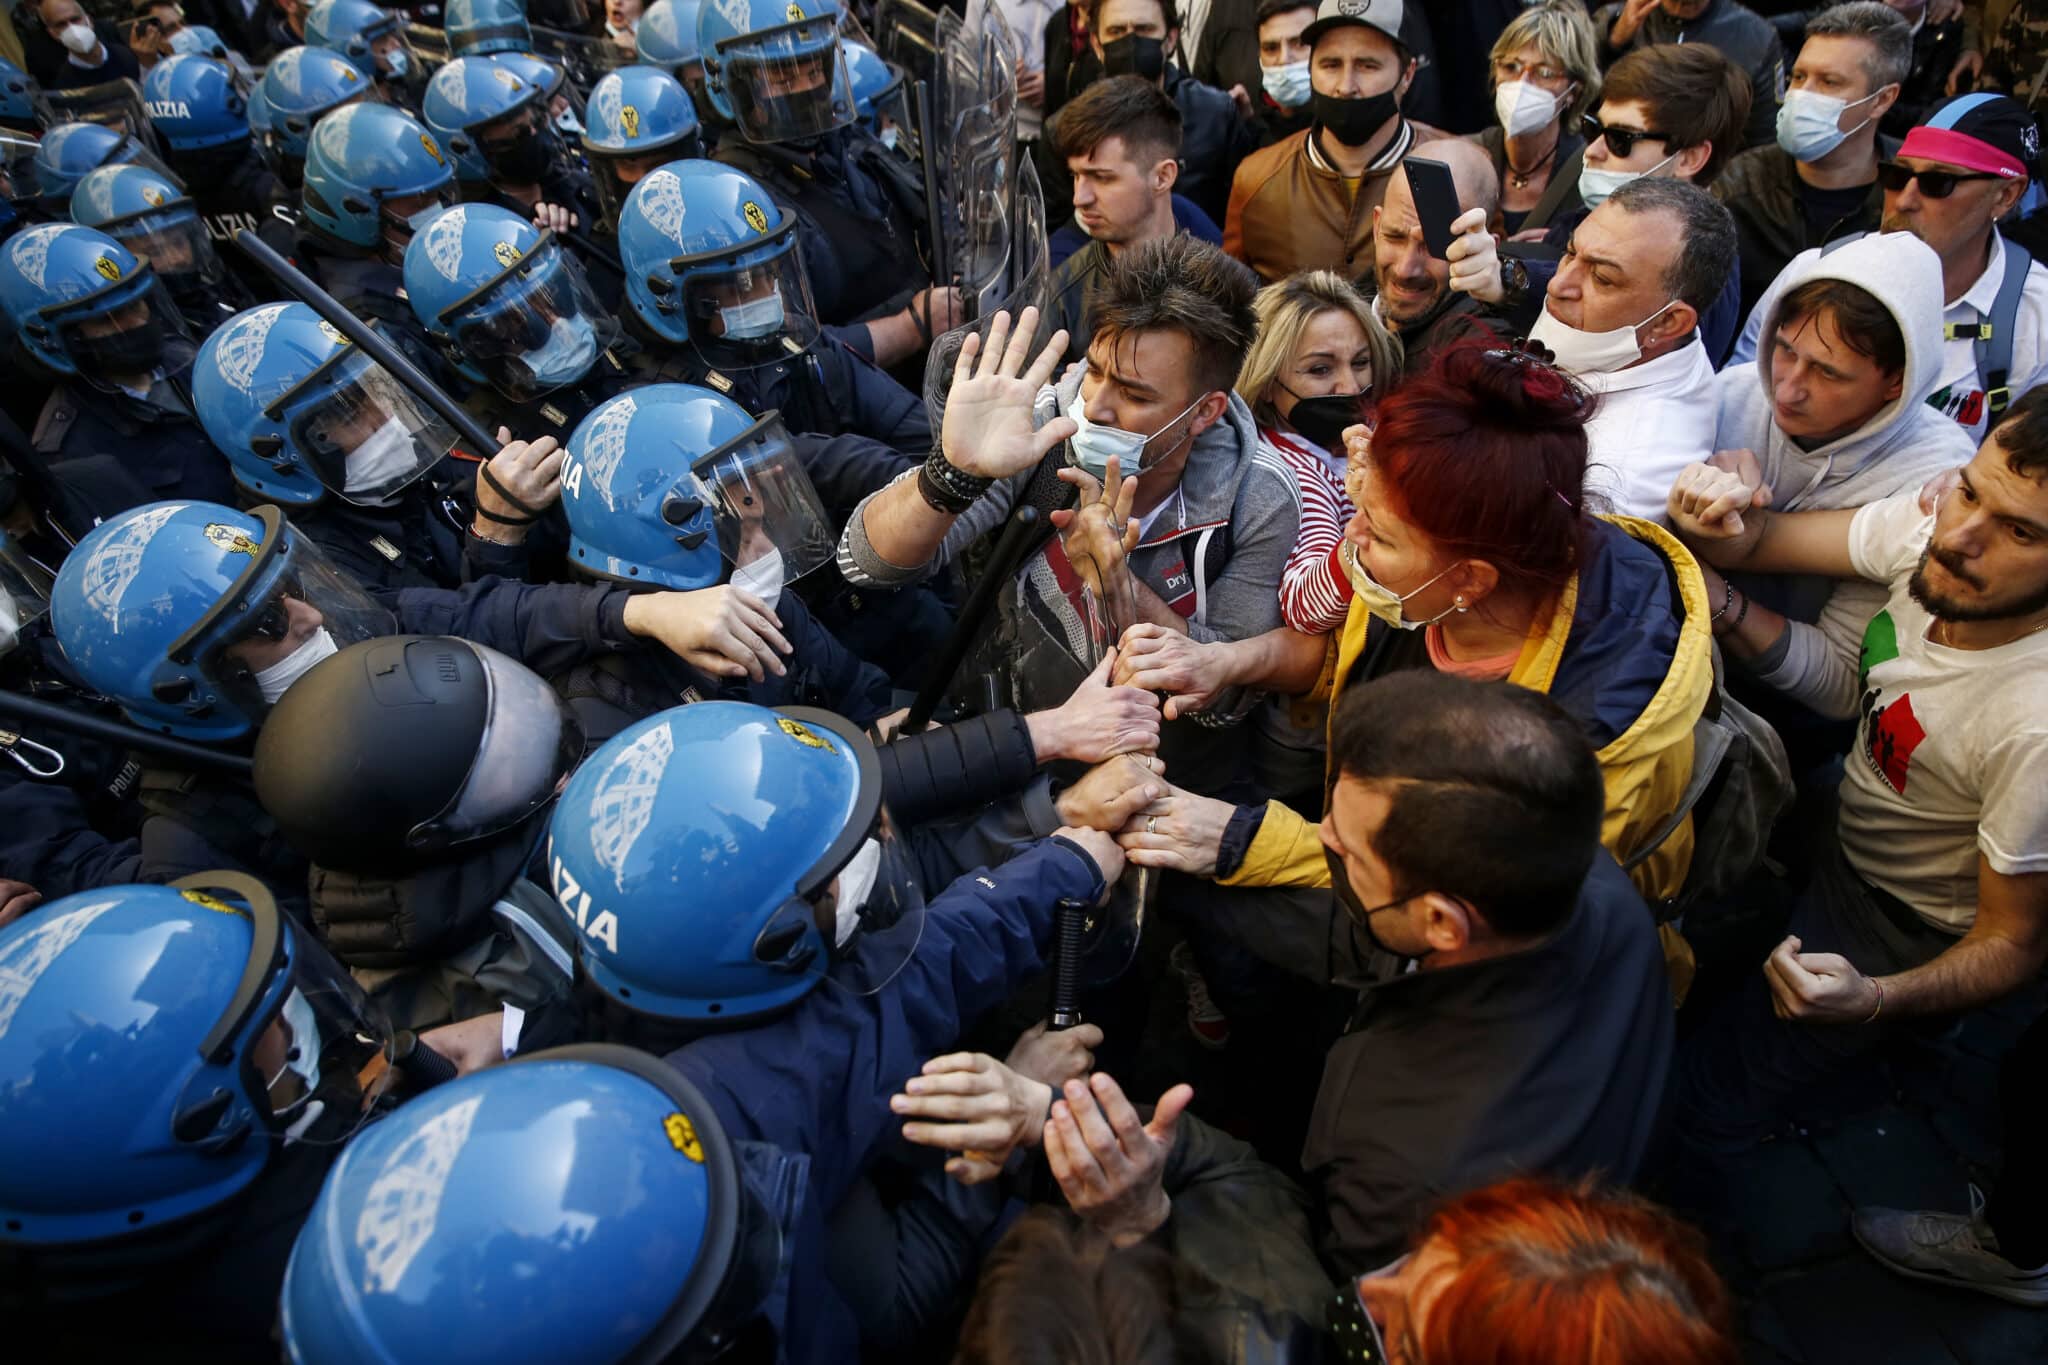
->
[1222, 117, 1450, 283]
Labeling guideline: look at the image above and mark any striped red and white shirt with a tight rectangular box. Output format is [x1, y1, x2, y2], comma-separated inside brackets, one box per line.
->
[1266, 427, 1355, 635]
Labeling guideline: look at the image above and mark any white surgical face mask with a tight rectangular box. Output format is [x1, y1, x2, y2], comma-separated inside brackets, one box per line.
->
[522, 314, 599, 386]
[342, 414, 421, 495]
[253, 626, 338, 703]
[1527, 298, 1677, 375]
[833, 837, 882, 947]
[1338, 541, 1460, 630]
[1262, 58, 1311, 109]
[381, 45, 410, 79]
[878, 124, 900, 151]
[1576, 148, 1678, 208]
[1775, 87, 1882, 163]
[1494, 79, 1562, 139]
[1065, 389, 1203, 480]
[553, 104, 584, 136]
[720, 286, 784, 339]
[728, 547, 785, 603]
[58, 21, 99, 55]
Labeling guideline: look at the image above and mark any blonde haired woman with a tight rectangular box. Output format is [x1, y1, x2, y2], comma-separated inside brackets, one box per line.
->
[1474, 0, 1602, 233]
[1236, 270, 1400, 636]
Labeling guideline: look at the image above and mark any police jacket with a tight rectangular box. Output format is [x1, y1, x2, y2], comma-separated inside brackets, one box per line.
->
[662, 834, 1108, 1363]
[186, 147, 283, 247]
[1164, 64, 1258, 226]
[29, 364, 239, 530]
[0, 641, 145, 897]
[284, 453, 557, 592]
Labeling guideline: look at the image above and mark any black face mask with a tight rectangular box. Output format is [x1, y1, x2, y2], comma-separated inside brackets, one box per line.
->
[1286, 391, 1369, 451]
[1314, 87, 1399, 147]
[81, 312, 167, 380]
[486, 124, 557, 184]
[1102, 34, 1167, 81]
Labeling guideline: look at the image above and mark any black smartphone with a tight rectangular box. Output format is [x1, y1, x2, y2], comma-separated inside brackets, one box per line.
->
[1402, 155, 1461, 260]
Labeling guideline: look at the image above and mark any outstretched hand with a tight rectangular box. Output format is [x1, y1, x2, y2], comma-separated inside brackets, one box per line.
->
[1044, 1073, 1193, 1247]
[939, 308, 1076, 480]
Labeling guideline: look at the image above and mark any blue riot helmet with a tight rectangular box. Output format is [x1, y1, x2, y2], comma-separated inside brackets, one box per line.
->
[841, 40, 909, 149]
[0, 223, 194, 390]
[31, 120, 178, 210]
[168, 22, 233, 59]
[636, 0, 703, 82]
[0, 56, 54, 134]
[258, 47, 373, 184]
[495, 49, 588, 138]
[194, 300, 461, 506]
[616, 159, 821, 369]
[549, 703, 925, 1024]
[0, 130, 39, 209]
[300, 102, 455, 260]
[255, 635, 583, 874]
[281, 1045, 780, 1363]
[306, 0, 410, 82]
[420, 53, 559, 187]
[697, 0, 854, 144]
[0, 873, 397, 1285]
[403, 203, 619, 400]
[560, 382, 834, 592]
[142, 54, 251, 153]
[50, 500, 395, 739]
[445, 0, 534, 57]
[71, 164, 232, 316]
[583, 65, 699, 228]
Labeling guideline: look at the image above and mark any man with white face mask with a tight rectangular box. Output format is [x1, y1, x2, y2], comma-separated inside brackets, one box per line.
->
[1529, 178, 1738, 520]
[25, 0, 142, 86]
[1713, 3, 1908, 316]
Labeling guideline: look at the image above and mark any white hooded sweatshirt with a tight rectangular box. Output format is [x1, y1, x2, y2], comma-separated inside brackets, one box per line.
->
[1711, 231, 1978, 719]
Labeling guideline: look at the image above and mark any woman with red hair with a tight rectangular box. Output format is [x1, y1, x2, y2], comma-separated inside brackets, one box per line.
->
[1117, 341, 1713, 908]
[1344, 1178, 1740, 1365]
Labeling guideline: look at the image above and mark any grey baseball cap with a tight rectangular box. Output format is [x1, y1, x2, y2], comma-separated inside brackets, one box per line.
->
[1300, 0, 1406, 49]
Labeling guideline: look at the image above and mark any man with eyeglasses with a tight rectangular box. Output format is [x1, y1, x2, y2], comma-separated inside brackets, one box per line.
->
[1713, 3, 1909, 317]
[1733, 92, 2048, 446]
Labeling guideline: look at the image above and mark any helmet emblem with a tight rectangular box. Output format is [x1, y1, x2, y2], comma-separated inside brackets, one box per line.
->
[420, 132, 444, 164]
[786, 1, 805, 19]
[620, 104, 640, 139]
[317, 319, 349, 345]
[742, 199, 769, 233]
[141, 185, 166, 207]
[776, 716, 836, 754]
[664, 1113, 705, 1161]
[203, 523, 261, 557]
[179, 888, 244, 916]
[493, 67, 522, 89]
[93, 254, 121, 282]
[494, 239, 522, 266]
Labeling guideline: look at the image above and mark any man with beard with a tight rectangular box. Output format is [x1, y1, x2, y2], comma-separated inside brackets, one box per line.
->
[1223, 0, 1450, 282]
[1666, 387, 2048, 1150]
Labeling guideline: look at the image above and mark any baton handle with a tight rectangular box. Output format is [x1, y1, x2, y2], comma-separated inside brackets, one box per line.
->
[1049, 897, 1086, 1031]
[0, 688, 254, 778]
[900, 503, 1039, 734]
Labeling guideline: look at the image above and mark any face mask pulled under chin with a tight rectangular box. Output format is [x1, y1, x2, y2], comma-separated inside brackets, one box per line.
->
[1338, 539, 1458, 630]
[1526, 298, 1676, 376]
[253, 626, 338, 704]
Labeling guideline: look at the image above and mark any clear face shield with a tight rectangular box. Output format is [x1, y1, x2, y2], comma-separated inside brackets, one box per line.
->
[47, 271, 194, 391]
[0, 532, 52, 656]
[407, 641, 584, 853]
[444, 235, 621, 400]
[177, 506, 397, 720]
[720, 18, 856, 143]
[99, 201, 229, 312]
[276, 344, 459, 504]
[0, 131, 40, 206]
[474, 97, 563, 185]
[677, 227, 821, 370]
[590, 140, 695, 232]
[46, 81, 166, 159]
[688, 411, 835, 591]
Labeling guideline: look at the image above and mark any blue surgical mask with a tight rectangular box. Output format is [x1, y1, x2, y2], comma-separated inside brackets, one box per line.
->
[1576, 148, 1677, 208]
[1065, 389, 1204, 480]
[522, 315, 599, 385]
[1775, 87, 1882, 163]
[1262, 58, 1311, 109]
[720, 286, 785, 339]
[382, 46, 410, 79]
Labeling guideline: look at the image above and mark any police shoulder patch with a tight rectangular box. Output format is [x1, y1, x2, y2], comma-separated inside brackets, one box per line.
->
[664, 1112, 705, 1161]
[742, 199, 769, 233]
[202, 522, 260, 556]
[777, 716, 836, 753]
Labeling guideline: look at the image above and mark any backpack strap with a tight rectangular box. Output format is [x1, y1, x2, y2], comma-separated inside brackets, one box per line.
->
[1945, 235, 2033, 422]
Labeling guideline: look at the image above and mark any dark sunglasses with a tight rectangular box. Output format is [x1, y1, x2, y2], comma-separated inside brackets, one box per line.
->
[1877, 162, 2007, 198]
[1580, 113, 1674, 159]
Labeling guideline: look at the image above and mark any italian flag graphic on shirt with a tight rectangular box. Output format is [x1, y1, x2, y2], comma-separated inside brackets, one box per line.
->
[1858, 609, 1925, 796]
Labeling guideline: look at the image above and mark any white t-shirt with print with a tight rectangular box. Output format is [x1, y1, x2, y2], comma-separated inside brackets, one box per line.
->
[1839, 491, 2048, 932]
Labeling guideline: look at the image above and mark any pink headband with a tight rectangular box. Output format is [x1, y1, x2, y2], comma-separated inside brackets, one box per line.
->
[1897, 126, 2028, 179]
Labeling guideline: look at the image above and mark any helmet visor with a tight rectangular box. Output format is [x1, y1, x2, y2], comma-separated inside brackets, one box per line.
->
[721, 18, 855, 143]
[447, 238, 621, 401]
[51, 273, 194, 392]
[101, 203, 229, 306]
[0, 532, 51, 654]
[678, 231, 821, 371]
[795, 799, 926, 999]
[589, 138, 698, 232]
[412, 641, 584, 850]
[691, 411, 834, 585]
[0, 130, 39, 204]
[284, 346, 459, 504]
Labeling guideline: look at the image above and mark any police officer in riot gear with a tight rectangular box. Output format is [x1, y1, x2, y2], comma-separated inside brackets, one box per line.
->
[253, 634, 586, 1032]
[581, 62, 701, 233]
[142, 53, 282, 245]
[305, 0, 419, 106]
[0, 55, 53, 135]
[443, 0, 534, 58]
[71, 161, 256, 325]
[635, 0, 715, 126]
[31, 120, 175, 214]
[615, 157, 930, 455]
[255, 45, 375, 191]
[843, 38, 912, 155]
[0, 223, 232, 524]
[420, 54, 603, 255]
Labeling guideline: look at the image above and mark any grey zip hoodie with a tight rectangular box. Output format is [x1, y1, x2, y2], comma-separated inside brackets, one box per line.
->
[1712, 231, 1977, 718]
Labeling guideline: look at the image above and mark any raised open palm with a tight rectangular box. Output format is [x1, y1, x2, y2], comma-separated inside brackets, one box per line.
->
[940, 307, 1078, 480]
